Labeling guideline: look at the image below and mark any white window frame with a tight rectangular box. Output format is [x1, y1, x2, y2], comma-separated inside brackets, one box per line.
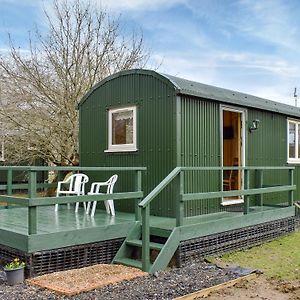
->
[105, 106, 137, 152]
[287, 119, 300, 163]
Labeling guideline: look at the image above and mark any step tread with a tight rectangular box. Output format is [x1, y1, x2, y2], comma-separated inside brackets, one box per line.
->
[126, 239, 164, 250]
[113, 258, 143, 269]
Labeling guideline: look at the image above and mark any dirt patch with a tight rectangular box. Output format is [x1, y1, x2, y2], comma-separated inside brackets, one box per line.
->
[27, 264, 147, 296]
[204, 276, 300, 300]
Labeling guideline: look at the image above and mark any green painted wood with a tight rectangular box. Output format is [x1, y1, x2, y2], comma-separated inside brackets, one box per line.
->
[244, 169, 250, 215]
[28, 171, 37, 235]
[179, 206, 295, 241]
[176, 95, 182, 166]
[181, 166, 295, 171]
[7, 169, 12, 196]
[0, 166, 147, 171]
[126, 239, 164, 251]
[28, 191, 144, 206]
[141, 205, 150, 271]
[139, 167, 180, 208]
[150, 227, 173, 238]
[135, 170, 142, 221]
[289, 169, 294, 206]
[79, 71, 176, 217]
[0, 229, 28, 252]
[27, 221, 136, 253]
[149, 228, 180, 274]
[0, 196, 29, 206]
[176, 171, 184, 226]
[182, 185, 296, 201]
[28, 207, 37, 235]
[255, 170, 264, 206]
[112, 222, 141, 263]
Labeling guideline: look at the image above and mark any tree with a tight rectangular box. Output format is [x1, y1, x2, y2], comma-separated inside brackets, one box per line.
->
[0, 0, 149, 165]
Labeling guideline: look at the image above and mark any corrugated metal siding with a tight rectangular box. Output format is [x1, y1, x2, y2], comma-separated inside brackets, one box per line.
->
[180, 96, 221, 216]
[79, 73, 177, 217]
[247, 109, 297, 205]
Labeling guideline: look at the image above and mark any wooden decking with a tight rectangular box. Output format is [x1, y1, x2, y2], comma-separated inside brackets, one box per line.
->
[0, 204, 295, 254]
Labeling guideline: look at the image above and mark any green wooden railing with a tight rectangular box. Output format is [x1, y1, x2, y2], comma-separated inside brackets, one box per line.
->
[0, 166, 146, 235]
[138, 166, 295, 271]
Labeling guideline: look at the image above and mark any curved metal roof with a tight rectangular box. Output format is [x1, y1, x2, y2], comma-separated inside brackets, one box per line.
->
[79, 69, 300, 118]
[161, 72, 300, 118]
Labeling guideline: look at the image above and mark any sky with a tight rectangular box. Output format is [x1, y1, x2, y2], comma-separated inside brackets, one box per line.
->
[0, 0, 300, 106]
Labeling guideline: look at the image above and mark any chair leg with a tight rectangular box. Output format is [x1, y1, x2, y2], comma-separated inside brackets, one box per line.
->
[75, 202, 79, 213]
[83, 202, 87, 211]
[104, 200, 110, 214]
[108, 200, 115, 216]
[86, 202, 91, 214]
[55, 204, 58, 211]
[91, 201, 97, 217]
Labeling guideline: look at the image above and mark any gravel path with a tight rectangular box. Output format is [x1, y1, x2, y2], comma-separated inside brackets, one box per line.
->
[0, 261, 240, 300]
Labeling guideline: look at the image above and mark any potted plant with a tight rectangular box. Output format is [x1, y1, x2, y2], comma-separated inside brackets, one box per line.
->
[3, 258, 25, 285]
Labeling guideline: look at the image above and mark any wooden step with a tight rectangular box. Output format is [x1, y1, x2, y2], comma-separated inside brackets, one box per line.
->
[113, 257, 144, 269]
[126, 239, 164, 250]
[150, 227, 171, 238]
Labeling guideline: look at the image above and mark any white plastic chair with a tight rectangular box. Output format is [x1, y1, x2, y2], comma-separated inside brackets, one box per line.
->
[55, 173, 89, 212]
[86, 174, 118, 217]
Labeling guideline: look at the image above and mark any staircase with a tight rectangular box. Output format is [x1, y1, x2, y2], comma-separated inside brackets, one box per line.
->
[113, 223, 180, 273]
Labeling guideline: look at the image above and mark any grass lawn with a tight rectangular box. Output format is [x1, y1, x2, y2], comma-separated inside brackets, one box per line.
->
[211, 231, 300, 281]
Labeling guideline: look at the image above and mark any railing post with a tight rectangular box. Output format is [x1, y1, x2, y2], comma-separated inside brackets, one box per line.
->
[289, 169, 294, 206]
[255, 169, 263, 207]
[28, 170, 37, 235]
[243, 169, 250, 215]
[135, 170, 142, 221]
[141, 205, 150, 272]
[176, 171, 184, 227]
[7, 168, 12, 196]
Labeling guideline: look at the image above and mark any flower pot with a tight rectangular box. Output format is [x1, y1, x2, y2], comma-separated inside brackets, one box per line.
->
[4, 266, 25, 285]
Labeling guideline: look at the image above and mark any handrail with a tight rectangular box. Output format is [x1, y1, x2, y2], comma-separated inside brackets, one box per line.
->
[181, 166, 295, 171]
[139, 165, 295, 272]
[182, 185, 296, 201]
[0, 166, 147, 171]
[0, 166, 146, 236]
[139, 167, 181, 208]
[0, 192, 144, 207]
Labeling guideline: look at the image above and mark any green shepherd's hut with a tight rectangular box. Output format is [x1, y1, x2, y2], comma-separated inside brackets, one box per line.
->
[77, 69, 298, 271]
[0, 69, 298, 276]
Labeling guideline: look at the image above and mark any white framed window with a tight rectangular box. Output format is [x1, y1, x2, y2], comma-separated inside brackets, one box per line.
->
[288, 119, 300, 163]
[106, 106, 137, 152]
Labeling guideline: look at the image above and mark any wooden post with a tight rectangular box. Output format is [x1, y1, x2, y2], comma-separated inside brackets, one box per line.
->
[176, 171, 184, 227]
[255, 170, 263, 207]
[135, 170, 142, 221]
[141, 205, 150, 272]
[28, 170, 37, 235]
[243, 169, 250, 215]
[289, 169, 294, 206]
[7, 168, 12, 196]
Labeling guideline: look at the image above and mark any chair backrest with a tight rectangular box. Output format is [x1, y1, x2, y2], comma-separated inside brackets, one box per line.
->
[69, 173, 89, 194]
[106, 174, 118, 194]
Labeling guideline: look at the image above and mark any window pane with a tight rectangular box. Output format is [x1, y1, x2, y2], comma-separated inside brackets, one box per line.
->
[289, 123, 296, 158]
[112, 110, 133, 145]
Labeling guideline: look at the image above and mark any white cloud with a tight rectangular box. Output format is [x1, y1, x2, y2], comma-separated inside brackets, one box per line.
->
[99, 0, 188, 12]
